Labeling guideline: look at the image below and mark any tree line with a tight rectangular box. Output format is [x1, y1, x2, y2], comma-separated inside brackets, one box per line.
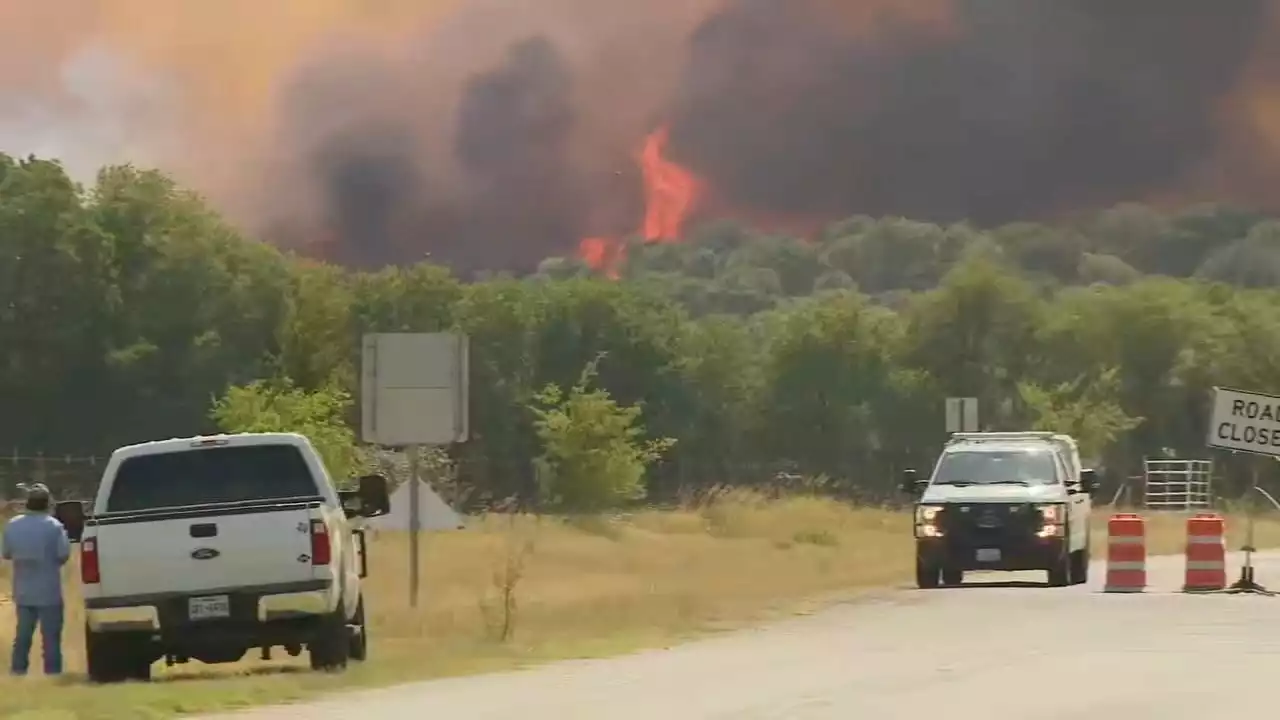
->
[4, 153, 1280, 508]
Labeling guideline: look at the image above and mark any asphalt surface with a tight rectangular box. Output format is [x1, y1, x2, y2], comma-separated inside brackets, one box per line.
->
[201, 552, 1280, 719]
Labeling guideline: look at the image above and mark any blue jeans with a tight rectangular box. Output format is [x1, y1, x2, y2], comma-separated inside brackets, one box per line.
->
[11, 605, 63, 676]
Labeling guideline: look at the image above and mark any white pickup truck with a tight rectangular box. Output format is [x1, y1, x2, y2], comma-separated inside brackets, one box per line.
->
[55, 433, 390, 683]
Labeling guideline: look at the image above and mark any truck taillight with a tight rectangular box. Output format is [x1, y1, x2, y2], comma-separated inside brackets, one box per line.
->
[310, 520, 331, 566]
[81, 537, 101, 584]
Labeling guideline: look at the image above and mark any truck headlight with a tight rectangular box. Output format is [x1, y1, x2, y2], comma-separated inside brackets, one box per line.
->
[1036, 503, 1065, 538]
[1036, 504, 1065, 523]
[1037, 523, 1065, 538]
[915, 505, 944, 523]
[915, 505, 945, 537]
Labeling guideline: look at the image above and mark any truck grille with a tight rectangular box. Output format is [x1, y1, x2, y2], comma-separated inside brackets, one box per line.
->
[939, 503, 1039, 544]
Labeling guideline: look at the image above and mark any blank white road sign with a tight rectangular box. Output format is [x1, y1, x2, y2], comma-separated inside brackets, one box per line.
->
[1206, 386, 1280, 457]
[946, 397, 979, 433]
[361, 333, 469, 446]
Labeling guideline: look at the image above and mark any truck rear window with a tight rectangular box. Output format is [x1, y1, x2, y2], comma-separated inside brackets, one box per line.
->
[106, 445, 321, 512]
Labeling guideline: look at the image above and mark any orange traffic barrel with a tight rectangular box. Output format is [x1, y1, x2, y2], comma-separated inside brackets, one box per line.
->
[1183, 512, 1227, 592]
[1104, 513, 1146, 593]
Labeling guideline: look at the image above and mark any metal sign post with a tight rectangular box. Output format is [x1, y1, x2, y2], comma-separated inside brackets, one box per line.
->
[361, 333, 470, 607]
[408, 447, 421, 607]
[1205, 386, 1280, 595]
[1233, 458, 1262, 594]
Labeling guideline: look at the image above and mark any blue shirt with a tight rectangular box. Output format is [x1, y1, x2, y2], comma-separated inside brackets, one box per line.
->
[2, 512, 71, 607]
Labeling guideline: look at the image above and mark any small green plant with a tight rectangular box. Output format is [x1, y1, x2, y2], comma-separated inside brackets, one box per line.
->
[529, 355, 676, 511]
[792, 529, 840, 547]
[479, 513, 539, 642]
[566, 514, 626, 540]
[210, 377, 364, 482]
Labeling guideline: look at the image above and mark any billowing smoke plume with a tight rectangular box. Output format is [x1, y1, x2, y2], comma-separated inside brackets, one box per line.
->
[668, 0, 1271, 224]
[255, 0, 705, 273]
[4, 0, 1280, 273]
[450, 37, 583, 273]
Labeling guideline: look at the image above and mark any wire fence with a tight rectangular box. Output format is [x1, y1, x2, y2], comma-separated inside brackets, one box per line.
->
[0, 451, 103, 502]
[0, 448, 462, 506]
[0, 447, 1272, 515]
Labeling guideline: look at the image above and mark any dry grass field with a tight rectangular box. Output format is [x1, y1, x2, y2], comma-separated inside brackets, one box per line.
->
[0, 493, 1276, 719]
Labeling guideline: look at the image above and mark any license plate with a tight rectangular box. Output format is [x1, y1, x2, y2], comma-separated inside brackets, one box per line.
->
[188, 595, 230, 620]
[976, 548, 1001, 562]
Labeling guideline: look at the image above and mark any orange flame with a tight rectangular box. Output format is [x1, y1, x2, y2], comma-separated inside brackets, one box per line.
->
[578, 124, 702, 277]
[577, 236, 623, 279]
[640, 126, 700, 241]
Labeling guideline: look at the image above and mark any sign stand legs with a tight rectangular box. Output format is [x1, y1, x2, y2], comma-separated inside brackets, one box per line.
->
[1226, 459, 1273, 595]
[408, 444, 421, 607]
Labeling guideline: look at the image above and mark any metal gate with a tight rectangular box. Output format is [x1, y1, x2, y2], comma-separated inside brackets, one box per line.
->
[1143, 458, 1214, 510]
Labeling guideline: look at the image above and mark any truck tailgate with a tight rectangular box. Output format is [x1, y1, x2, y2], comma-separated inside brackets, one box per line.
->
[94, 503, 319, 598]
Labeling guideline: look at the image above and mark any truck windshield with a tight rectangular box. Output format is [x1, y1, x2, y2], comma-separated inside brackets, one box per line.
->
[106, 444, 321, 512]
[932, 448, 1059, 486]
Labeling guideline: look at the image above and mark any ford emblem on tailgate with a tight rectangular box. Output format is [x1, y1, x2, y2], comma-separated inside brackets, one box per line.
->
[191, 547, 220, 560]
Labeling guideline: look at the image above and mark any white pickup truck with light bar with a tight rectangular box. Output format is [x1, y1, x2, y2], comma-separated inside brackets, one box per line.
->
[898, 432, 1098, 589]
[54, 433, 391, 683]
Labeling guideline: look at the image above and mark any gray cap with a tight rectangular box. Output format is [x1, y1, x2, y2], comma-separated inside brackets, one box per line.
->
[24, 483, 50, 501]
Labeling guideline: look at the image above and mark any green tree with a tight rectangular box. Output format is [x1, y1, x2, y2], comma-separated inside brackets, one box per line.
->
[529, 357, 675, 511]
[87, 164, 289, 447]
[210, 380, 365, 484]
[0, 156, 115, 449]
[903, 257, 1044, 430]
[1017, 368, 1142, 460]
[756, 290, 899, 481]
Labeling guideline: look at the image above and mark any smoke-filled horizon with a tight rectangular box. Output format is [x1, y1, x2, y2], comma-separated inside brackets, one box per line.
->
[4, 0, 1280, 274]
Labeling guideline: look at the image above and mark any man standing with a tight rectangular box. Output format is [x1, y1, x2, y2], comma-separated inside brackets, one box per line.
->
[2, 484, 70, 676]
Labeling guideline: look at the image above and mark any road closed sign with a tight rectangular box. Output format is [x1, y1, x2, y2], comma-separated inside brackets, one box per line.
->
[1206, 386, 1280, 457]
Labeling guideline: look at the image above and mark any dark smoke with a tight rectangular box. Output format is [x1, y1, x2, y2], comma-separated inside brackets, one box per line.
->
[281, 35, 588, 275]
[315, 128, 424, 269]
[280, 52, 434, 270]
[667, 0, 1269, 225]
[451, 37, 585, 274]
[273, 0, 1272, 274]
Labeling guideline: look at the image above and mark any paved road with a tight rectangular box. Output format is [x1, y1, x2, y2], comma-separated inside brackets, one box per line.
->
[203, 552, 1280, 719]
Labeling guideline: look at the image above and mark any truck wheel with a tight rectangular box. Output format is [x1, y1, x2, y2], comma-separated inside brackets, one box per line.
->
[916, 556, 941, 589]
[1047, 554, 1072, 587]
[86, 628, 147, 684]
[348, 595, 368, 662]
[1070, 544, 1090, 585]
[127, 656, 154, 681]
[309, 608, 351, 672]
[941, 566, 964, 586]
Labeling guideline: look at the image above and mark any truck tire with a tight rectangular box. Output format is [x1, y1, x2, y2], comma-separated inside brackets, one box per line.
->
[941, 566, 964, 586]
[86, 629, 126, 684]
[86, 628, 152, 683]
[1070, 544, 1090, 585]
[309, 608, 351, 672]
[127, 656, 154, 681]
[348, 595, 368, 662]
[1047, 553, 1072, 587]
[915, 556, 941, 589]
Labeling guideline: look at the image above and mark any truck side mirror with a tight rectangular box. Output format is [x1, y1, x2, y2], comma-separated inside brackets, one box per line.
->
[54, 500, 87, 543]
[338, 491, 362, 518]
[1080, 469, 1099, 495]
[357, 474, 391, 518]
[899, 469, 919, 495]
